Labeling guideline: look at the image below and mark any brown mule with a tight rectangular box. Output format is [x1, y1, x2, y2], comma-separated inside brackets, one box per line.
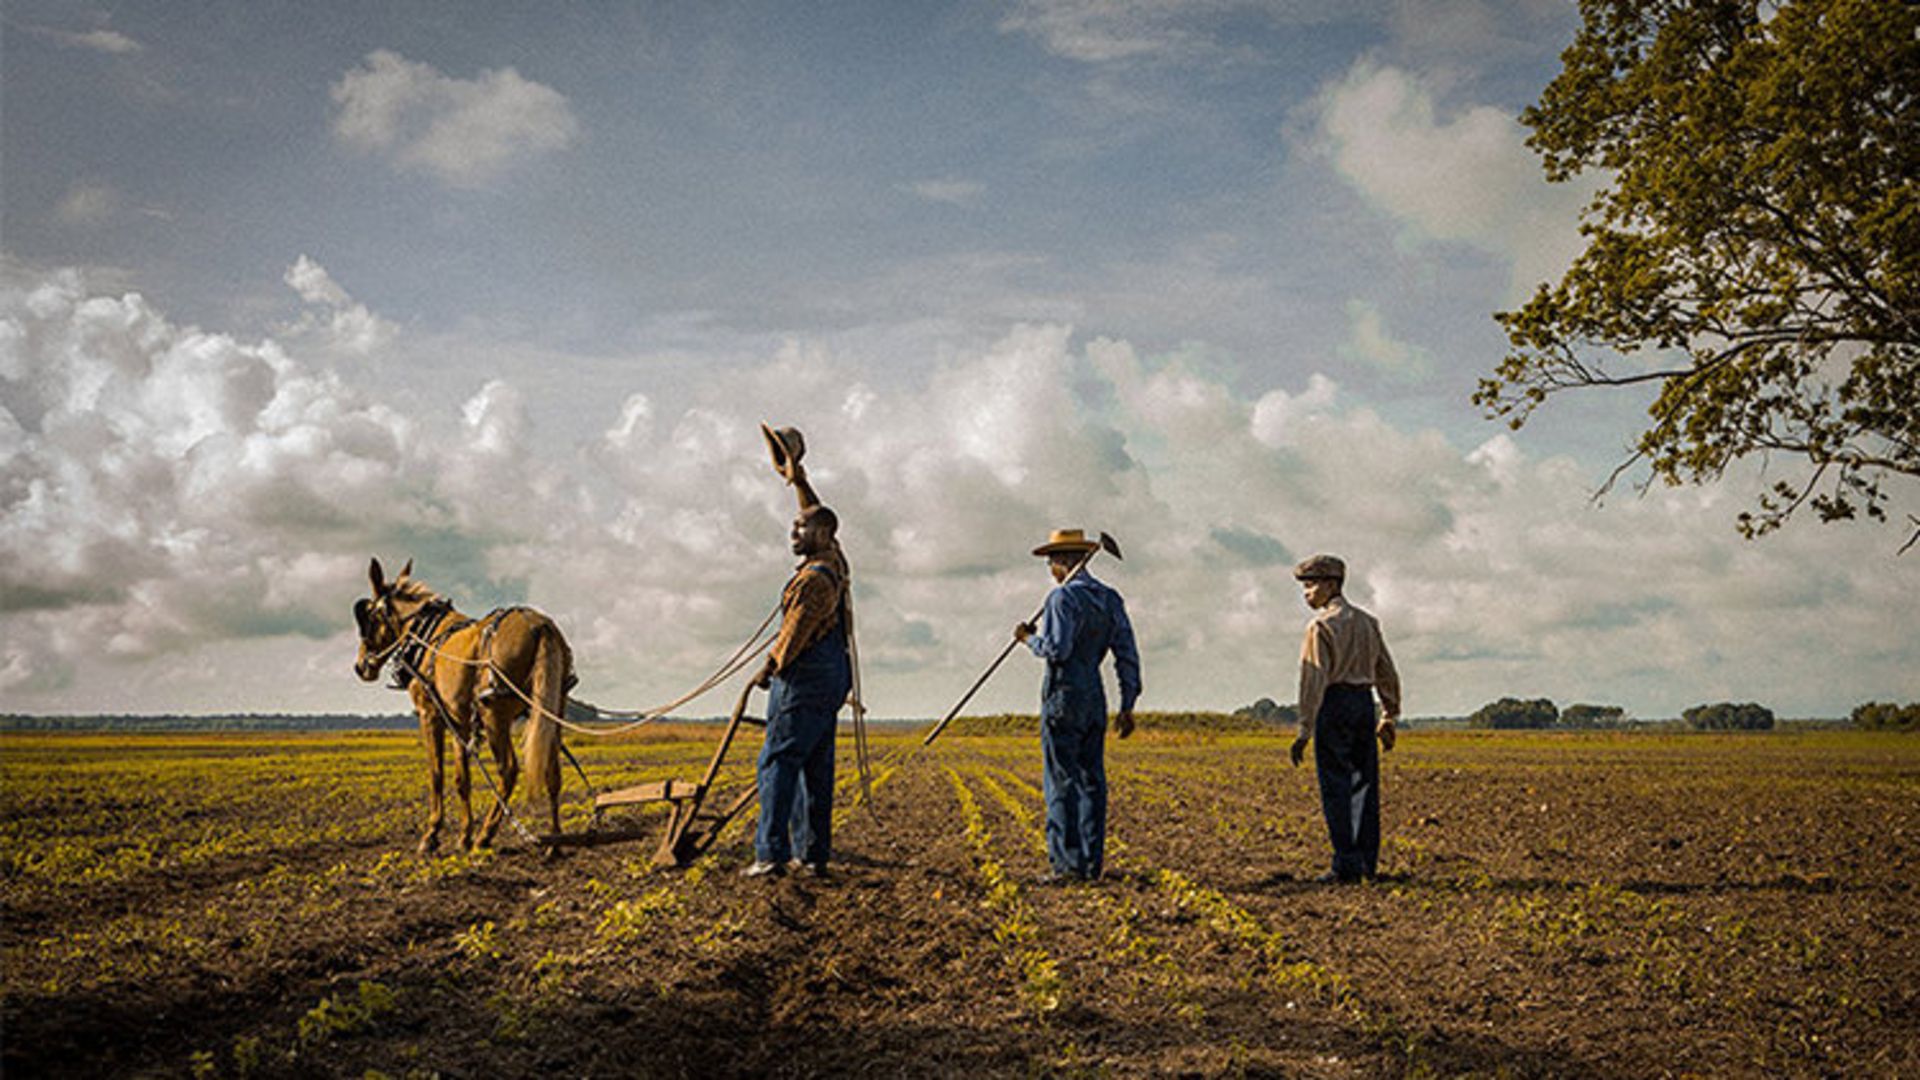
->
[353, 557, 572, 854]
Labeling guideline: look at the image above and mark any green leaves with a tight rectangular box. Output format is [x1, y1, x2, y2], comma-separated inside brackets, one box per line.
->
[1489, 0, 1920, 546]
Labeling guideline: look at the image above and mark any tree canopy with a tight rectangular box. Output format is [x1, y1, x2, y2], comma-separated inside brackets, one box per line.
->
[1479, 0, 1919, 549]
[1468, 697, 1561, 729]
[1683, 701, 1776, 730]
[1850, 701, 1920, 730]
[1233, 697, 1300, 726]
[1560, 703, 1629, 728]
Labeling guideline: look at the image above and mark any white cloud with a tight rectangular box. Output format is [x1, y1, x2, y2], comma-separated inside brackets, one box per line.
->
[1000, 0, 1367, 64]
[330, 50, 580, 188]
[54, 182, 120, 227]
[905, 179, 986, 206]
[284, 255, 351, 307]
[0, 269, 423, 661]
[1339, 298, 1430, 378]
[1001, 0, 1213, 63]
[1, 265, 1914, 719]
[51, 182, 171, 229]
[1307, 59, 1601, 297]
[28, 25, 143, 54]
[280, 255, 397, 354]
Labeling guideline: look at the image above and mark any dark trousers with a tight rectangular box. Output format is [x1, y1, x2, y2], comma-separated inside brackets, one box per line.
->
[755, 680, 837, 865]
[1040, 713, 1107, 878]
[1314, 684, 1380, 880]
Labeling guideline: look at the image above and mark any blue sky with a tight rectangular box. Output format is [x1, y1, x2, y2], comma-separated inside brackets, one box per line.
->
[3, 1, 1915, 719]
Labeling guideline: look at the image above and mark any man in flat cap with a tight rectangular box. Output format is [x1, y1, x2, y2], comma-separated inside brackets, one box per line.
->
[1289, 554, 1401, 883]
[1014, 529, 1141, 883]
[743, 426, 853, 879]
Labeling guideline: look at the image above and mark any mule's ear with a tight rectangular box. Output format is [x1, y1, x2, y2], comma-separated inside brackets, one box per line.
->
[398, 558, 413, 581]
[370, 557, 387, 595]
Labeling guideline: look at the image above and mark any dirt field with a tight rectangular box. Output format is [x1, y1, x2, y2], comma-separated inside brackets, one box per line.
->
[3, 726, 1915, 1078]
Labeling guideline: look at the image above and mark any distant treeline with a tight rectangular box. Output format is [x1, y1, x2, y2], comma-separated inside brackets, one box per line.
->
[0, 713, 417, 732]
[946, 710, 1285, 736]
[1458, 697, 1887, 732]
[948, 707, 1473, 736]
[1464, 698, 1787, 731]
[1467, 698, 1634, 730]
[1853, 702, 1920, 731]
[6, 701, 1888, 735]
[1682, 702, 1776, 731]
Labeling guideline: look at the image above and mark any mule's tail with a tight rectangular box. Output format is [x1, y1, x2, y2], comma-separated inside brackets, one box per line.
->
[521, 621, 571, 805]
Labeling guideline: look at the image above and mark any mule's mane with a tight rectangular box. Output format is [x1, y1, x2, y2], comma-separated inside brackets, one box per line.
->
[390, 578, 438, 606]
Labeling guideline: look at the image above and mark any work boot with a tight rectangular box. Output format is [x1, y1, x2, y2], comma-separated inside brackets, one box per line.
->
[741, 860, 786, 879]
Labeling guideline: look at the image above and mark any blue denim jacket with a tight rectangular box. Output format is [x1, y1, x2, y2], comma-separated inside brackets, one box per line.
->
[1025, 572, 1141, 726]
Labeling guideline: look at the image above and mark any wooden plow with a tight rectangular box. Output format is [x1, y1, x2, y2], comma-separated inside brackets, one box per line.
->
[537, 681, 763, 867]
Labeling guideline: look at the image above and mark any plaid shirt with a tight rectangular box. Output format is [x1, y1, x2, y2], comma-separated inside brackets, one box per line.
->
[769, 544, 849, 673]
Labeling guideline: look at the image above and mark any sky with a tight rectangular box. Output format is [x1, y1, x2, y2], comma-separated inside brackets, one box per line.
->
[3, 0, 1915, 721]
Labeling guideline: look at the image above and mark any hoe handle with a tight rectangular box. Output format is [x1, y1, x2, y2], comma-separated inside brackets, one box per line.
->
[921, 537, 1116, 748]
[922, 633, 1025, 746]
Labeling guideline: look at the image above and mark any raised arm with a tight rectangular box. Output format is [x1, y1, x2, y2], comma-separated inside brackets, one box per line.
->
[788, 463, 822, 515]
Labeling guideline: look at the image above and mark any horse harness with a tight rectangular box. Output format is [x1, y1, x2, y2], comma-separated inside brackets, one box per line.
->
[374, 596, 592, 846]
[389, 599, 465, 691]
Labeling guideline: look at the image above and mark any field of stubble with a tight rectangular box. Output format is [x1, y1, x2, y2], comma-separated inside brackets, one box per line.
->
[3, 725, 1915, 1078]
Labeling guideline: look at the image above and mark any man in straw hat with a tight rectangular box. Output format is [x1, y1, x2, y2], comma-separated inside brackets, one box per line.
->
[1014, 529, 1141, 883]
[743, 427, 853, 879]
[1288, 554, 1401, 884]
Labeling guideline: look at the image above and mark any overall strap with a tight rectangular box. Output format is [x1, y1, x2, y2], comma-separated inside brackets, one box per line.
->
[787, 560, 845, 613]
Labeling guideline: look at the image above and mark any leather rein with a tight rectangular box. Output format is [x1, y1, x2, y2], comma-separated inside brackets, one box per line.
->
[362, 598, 466, 691]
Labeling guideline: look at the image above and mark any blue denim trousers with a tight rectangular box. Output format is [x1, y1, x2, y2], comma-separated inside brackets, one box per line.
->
[755, 680, 837, 865]
[1314, 684, 1380, 880]
[1040, 708, 1108, 878]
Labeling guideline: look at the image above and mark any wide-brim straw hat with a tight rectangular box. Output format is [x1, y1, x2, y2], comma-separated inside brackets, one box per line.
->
[1033, 528, 1100, 557]
[759, 423, 806, 477]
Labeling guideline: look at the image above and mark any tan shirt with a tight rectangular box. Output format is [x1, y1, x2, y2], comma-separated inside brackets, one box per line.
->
[1297, 595, 1401, 739]
[769, 544, 849, 673]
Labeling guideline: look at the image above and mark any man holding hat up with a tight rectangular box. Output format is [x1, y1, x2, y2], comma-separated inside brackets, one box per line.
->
[743, 426, 853, 879]
[1289, 554, 1401, 883]
[1014, 529, 1141, 883]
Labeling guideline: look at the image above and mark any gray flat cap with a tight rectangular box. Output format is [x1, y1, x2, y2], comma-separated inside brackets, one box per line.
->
[1292, 553, 1346, 581]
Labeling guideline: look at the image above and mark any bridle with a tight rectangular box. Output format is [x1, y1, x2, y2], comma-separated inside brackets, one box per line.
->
[356, 594, 456, 689]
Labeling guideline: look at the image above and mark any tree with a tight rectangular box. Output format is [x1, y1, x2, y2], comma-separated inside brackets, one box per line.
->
[1560, 703, 1628, 728]
[1468, 697, 1560, 729]
[1683, 701, 1776, 730]
[1233, 697, 1299, 726]
[1851, 701, 1920, 730]
[1479, 0, 1920, 550]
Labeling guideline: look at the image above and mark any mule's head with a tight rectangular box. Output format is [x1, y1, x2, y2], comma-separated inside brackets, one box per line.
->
[353, 556, 424, 682]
